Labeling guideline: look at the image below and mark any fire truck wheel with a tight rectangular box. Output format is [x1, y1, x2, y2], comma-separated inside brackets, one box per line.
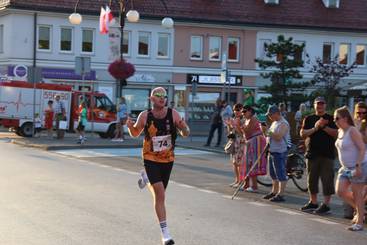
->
[98, 132, 109, 138]
[20, 122, 33, 137]
[15, 128, 24, 136]
[107, 124, 116, 138]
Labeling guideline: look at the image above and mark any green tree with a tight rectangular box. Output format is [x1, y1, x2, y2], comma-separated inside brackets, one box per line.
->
[309, 56, 356, 108]
[255, 35, 309, 106]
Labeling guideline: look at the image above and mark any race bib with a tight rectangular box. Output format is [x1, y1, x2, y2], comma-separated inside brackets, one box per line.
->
[152, 135, 172, 152]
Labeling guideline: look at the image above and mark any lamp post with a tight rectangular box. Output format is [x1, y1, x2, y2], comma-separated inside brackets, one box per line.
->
[221, 52, 230, 104]
[69, 0, 174, 98]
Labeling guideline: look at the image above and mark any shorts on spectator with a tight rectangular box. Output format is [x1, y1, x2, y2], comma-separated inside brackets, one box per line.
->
[77, 122, 85, 131]
[337, 163, 367, 184]
[269, 151, 288, 181]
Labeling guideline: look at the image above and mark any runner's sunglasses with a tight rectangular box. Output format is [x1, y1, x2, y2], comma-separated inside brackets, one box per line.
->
[152, 92, 167, 99]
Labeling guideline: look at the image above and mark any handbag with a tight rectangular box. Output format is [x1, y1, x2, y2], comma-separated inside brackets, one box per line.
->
[224, 138, 236, 154]
[59, 120, 67, 130]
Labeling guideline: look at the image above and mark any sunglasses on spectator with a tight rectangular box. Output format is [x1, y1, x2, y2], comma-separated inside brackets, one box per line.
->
[242, 110, 248, 113]
[315, 102, 325, 105]
[334, 117, 340, 121]
[356, 111, 367, 115]
[153, 92, 167, 99]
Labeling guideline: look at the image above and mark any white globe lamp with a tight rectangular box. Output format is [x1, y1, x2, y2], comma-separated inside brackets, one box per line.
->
[161, 17, 174, 29]
[69, 13, 82, 25]
[126, 10, 140, 23]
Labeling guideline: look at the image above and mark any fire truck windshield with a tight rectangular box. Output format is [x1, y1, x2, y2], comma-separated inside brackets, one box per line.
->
[94, 95, 115, 113]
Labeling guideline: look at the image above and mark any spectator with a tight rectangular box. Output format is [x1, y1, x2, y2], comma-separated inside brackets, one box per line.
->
[334, 106, 367, 231]
[240, 105, 267, 193]
[263, 105, 290, 202]
[53, 94, 66, 139]
[353, 102, 367, 215]
[44, 100, 54, 137]
[300, 96, 338, 214]
[34, 113, 42, 137]
[204, 98, 223, 147]
[295, 103, 306, 133]
[221, 100, 233, 126]
[76, 101, 87, 144]
[225, 103, 244, 188]
[112, 96, 128, 142]
[279, 102, 288, 118]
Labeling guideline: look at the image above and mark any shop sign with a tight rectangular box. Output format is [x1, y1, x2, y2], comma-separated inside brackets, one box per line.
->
[187, 74, 241, 85]
[13, 65, 28, 79]
[127, 73, 156, 83]
[7, 66, 96, 81]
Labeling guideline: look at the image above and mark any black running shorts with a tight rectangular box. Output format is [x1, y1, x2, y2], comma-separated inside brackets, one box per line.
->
[144, 160, 173, 189]
[76, 122, 85, 131]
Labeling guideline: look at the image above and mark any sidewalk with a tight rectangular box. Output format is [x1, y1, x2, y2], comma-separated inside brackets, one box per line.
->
[1, 127, 225, 153]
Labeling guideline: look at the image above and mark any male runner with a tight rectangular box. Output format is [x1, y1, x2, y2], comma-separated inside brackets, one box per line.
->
[126, 87, 190, 245]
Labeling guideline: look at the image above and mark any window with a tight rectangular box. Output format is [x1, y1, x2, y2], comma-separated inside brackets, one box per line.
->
[38, 26, 51, 51]
[0, 25, 3, 53]
[209, 36, 221, 61]
[138, 32, 150, 56]
[294, 41, 305, 63]
[259, 39, 271, 59]
[82, 29, 94, 53]
[60, 27, 72, 52]
[157, 33, 170, 58]
[228, 37, 239, 62]
[190, 36, 203, 60]
[339, 43, 350, 65]
[322, 43, 334, 64]
[122, 31, 130, 55]
[356, 45, 366, 66]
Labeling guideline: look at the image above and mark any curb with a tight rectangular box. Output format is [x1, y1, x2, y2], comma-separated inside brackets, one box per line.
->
[176, 144, 226, 154]
[11, 139, 143, 151]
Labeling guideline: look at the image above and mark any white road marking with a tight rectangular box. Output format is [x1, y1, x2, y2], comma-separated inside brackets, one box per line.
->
[47, 149, 354, 230]
[247, 201, 271, 207]
[275, 209, 304, 216]
[53, 147, 213, 158]
[197, 189, 217, 194]
[309, 218, 338, 225]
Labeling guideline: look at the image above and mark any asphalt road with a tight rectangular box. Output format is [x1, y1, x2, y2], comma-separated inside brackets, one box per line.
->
[0, 141, 366, 245]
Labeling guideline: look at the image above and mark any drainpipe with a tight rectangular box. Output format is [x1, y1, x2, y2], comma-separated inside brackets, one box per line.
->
[31, 12, 37, 137]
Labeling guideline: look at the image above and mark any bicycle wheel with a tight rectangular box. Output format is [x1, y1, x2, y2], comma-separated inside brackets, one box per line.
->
[287, 153, 308, 192]
[257, 175, 273, 187]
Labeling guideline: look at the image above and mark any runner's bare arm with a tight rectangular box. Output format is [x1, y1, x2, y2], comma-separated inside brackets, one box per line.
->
[172, 109, 190, 137]
[126, 111, 147, 137]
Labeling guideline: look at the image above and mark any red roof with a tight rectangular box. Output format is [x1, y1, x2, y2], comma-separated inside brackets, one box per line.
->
[3, 0, 367, 32]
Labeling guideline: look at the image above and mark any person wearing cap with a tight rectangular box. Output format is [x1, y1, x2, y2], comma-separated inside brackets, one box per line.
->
[300, 96, 337, 215]
[263, 105, 291, 202]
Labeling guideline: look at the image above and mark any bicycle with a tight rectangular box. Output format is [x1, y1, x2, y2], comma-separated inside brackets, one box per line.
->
[256, 144, 308, 192]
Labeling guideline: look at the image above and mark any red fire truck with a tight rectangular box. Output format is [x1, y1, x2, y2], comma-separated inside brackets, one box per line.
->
[0, 80, 117, 138]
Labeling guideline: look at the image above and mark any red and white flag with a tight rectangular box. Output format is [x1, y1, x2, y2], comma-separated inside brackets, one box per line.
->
[99, 6, 114, 34]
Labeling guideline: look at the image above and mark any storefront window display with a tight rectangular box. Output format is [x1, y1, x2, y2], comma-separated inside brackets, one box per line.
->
[188, 92, 220, 121]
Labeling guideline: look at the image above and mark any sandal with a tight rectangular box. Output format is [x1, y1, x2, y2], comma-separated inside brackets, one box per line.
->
[347, 224, 364, 231]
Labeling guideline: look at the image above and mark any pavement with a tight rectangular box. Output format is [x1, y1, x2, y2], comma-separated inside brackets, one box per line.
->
[0, 127, 363, 226]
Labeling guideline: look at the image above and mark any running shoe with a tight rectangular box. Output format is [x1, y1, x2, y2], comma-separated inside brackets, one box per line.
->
[138, 170, 149, 189]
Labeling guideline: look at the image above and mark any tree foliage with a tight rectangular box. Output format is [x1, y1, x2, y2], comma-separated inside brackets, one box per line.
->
[255, 35, 309, 106]
[309, 56, 356, 107]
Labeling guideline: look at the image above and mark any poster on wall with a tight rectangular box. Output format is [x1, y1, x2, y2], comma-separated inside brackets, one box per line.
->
[108, 26, 121, 61]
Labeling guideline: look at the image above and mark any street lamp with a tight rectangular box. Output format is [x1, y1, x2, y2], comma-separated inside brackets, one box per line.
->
[69, 0, 174, 98]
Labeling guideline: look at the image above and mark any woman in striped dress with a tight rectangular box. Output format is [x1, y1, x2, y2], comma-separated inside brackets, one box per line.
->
[240, 105, 267, 192]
